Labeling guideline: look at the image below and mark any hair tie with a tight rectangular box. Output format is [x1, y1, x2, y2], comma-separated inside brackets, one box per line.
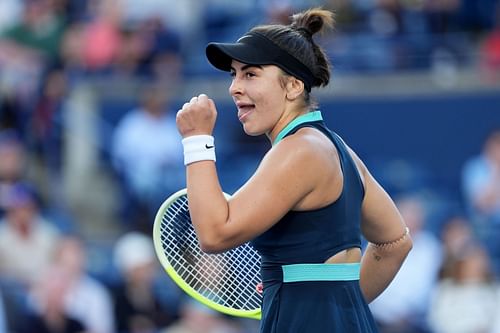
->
[296, 27, 313, 40]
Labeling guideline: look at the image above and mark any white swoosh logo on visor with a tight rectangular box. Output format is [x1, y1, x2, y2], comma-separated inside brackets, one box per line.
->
[236, 35, 252, 43]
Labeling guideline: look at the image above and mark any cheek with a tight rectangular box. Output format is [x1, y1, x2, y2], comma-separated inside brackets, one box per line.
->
[255, 82, 285, 111]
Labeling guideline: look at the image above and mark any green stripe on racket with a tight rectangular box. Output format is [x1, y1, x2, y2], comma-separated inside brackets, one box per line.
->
[153, 188, 262, 320]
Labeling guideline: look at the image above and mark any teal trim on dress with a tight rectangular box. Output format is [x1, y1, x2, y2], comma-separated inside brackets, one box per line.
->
[282, 263, 360, 282]
[273, 110, 323, 145]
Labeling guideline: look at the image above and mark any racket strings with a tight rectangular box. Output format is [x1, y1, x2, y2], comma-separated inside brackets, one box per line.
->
[160, 195, 262, 311]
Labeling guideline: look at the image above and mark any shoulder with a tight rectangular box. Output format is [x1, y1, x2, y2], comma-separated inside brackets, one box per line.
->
[260, 127, 340, 189]
[116, 109, 144, 126]
[271, 126, 337, 162]
[463, 156, 487, 175]
[70, 276, 114, 304]
[34, 219, 61, 238]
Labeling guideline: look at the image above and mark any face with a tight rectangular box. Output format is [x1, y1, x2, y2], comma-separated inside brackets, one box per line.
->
[7, 202, 37, 234]
[229, 60, 288, 138]
[485, 131, 500, 166]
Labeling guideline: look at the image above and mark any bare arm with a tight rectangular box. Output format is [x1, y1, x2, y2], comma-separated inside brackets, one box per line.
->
[350, 153, 413, 303]
[176, 95, 325, 253]
[185, 142, 327, 252]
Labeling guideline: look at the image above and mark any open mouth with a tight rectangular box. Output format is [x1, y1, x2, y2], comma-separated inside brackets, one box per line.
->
[237, 105, 255, 121]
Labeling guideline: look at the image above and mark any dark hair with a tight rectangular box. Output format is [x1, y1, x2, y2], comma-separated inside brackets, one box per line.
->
[251, 8, 334, 90]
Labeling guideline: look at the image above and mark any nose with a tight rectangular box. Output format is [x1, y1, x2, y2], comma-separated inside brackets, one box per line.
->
[229, 77, 242, 97]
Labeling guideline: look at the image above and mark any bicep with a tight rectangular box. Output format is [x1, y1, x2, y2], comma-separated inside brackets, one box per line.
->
[222, 142, 317, 245]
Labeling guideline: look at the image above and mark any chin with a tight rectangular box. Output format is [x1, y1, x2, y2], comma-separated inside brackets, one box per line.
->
[242, 124, 263, 137]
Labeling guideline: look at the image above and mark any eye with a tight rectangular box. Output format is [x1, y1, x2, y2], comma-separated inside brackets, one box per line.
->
[245, 72, 256, 78]
[229, 71, 236, 78]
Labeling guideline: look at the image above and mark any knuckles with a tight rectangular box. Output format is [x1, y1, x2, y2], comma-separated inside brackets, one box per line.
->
[179, 94, 214, 115]
[176, 94, 216, 136]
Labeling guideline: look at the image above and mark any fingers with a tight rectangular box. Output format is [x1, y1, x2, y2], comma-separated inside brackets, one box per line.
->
[176, 94, 216, 137]
[190, 94, 209, 105]
[179, 94, 214, 113]
[197, 93, 208, 102]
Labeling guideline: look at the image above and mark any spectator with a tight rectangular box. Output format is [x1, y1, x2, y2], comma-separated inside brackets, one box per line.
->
[256, 0, 295, 24]
[0, 277, 30, 333]
[51, 235, 116, 333]
[112, 231, 181, 333]
[462, 129, 500, 223]
[29, 68, 70, 215]
[462, 129, 500, 275]
[370, 194, 443, 333]
[19, 265, 88, 333]
[0, 0, 67, 138]
[130, 16, 183, 82]
[0, 39, 45, 136]
[437, 214, 475, 279]
[0, 288, 7, 333]
[162, 300, 246, 333]
[479, 3, 500, 83]
[480, 26, 500, 82]
[422, 0, 461, 36]
[110, 83, 183, 230]
[0, 182, 61, 287]
[80, 0, 123, 72]
[31, 68, 68, 173]
[119, 0, 200, 42]
[427, 243, 500, 333]
[1, 0, 66, 63]
[0, 130, 28, 217]
[0, 0, 23, 34]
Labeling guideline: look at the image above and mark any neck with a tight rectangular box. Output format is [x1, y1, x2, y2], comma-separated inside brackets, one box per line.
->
[267, 105, 309, 144]
[271, 110, 323, 146]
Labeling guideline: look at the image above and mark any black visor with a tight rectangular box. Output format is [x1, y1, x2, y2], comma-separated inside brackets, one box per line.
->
[206, 32, 314, 92]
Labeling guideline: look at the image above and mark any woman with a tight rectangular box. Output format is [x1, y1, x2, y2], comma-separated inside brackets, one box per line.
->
[176, 7, 412, 333]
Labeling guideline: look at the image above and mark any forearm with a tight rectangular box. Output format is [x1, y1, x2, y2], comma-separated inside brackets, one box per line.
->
[360, 232, 412, 303]
[186, 161, 229, 251]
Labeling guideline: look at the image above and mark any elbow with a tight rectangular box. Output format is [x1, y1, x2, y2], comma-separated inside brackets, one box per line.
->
[406, 235, 413, 251]
[403, 235, 413, 258]
[199, 241, 224, 254]
[394, 232, 413, 260]
[194, 217, 238, 254]
[402, 228, 413, 253]
[392, 234, 413, 265]
[197, 234, 228, 254]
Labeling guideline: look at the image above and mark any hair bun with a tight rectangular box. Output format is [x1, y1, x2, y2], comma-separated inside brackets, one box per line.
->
[291, 7, 335, 36]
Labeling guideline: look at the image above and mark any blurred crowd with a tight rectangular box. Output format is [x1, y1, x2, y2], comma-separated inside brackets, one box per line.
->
[0, 0, 499, 333]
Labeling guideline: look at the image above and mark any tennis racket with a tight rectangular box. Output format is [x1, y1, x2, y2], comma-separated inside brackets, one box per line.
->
[153, 188, 262, 320]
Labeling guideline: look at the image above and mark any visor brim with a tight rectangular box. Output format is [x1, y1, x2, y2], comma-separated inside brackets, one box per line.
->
[206, 42, 272, 72]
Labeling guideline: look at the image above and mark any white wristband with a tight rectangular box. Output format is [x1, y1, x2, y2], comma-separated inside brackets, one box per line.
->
[182, 135, 216, 165]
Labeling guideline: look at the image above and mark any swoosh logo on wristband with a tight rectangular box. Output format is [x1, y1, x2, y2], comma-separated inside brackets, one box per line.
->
[205, 144, 214, 149]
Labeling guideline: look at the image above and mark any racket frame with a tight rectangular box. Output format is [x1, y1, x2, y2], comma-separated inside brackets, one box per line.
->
[153, 188, 262, 320]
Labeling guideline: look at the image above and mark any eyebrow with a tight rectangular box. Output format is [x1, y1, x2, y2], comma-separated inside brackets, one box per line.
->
[230, 64, 264, 72]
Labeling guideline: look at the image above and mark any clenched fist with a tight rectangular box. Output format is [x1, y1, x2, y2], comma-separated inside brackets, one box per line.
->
[176, 94, 217, 138]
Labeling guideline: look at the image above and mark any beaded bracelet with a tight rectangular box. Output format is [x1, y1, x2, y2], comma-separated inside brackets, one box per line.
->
[372, 227, 410, 249]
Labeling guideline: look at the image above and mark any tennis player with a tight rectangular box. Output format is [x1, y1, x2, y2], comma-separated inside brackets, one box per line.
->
[176, 7, 412, 332]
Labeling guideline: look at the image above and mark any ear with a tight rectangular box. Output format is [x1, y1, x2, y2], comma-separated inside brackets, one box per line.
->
[285, 77, 305, 100]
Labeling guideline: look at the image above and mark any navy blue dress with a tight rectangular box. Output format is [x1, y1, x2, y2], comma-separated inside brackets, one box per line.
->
[251, 111, 379, 333]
